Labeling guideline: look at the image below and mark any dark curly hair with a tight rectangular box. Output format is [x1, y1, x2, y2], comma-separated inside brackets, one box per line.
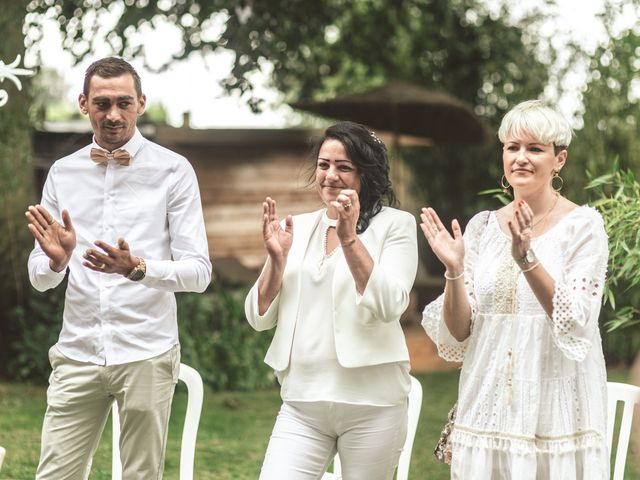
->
[308, 121, 397, 233]
[83, 57, 142, 98]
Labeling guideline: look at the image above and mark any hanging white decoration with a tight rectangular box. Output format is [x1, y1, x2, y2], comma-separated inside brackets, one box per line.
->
[0, 55, 35, 107]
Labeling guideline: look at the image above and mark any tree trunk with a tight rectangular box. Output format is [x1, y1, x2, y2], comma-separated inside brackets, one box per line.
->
[0, 0, 34, 374]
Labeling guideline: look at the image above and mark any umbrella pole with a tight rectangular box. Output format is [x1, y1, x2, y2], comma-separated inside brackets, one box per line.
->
[391, 133, 406, 206]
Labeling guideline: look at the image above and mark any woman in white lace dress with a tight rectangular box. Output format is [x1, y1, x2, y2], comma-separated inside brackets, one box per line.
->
[421, 100, 609, 479]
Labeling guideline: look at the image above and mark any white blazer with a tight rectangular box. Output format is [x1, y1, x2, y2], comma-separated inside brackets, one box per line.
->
[245, 206, 418, 371]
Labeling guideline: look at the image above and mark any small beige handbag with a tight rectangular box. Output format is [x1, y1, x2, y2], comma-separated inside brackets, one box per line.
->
[433, 402, 457, 465]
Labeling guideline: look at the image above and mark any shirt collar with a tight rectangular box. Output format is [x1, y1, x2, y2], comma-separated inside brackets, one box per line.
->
[91, 128, 145, 158]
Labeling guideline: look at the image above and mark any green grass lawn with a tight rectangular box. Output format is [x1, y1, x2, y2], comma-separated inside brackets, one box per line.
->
[0, 368, 638, 479]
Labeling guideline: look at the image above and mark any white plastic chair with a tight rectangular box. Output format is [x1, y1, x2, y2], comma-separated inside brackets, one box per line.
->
[111, 363, 204, 480]
[607, 381, 640, 480]
[323, 375, 423, 480]
[0, 446, 5, 472]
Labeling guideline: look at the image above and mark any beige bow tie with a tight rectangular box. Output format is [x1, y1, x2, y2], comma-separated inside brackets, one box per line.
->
[90, 148, 131, 166]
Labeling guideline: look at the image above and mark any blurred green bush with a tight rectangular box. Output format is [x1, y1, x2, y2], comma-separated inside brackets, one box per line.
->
[586, 165, 640, 366]
[177, 285, 276, 391]
[6, 282, 277, 391]
[7, 284, 65, 381]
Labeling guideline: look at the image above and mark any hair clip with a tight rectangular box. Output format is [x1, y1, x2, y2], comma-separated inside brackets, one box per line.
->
[370, 131, 383, 145]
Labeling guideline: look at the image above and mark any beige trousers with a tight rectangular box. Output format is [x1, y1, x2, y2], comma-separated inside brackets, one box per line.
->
[35, 345, 180, 480]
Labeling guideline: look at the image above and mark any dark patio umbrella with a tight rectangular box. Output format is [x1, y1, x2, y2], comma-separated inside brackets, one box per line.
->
[290, 81, 490, 146]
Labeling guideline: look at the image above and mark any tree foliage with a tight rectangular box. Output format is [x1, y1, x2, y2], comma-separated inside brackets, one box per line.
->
[563, 1, 640, 336]
[25, 0, 548, 120]
[561, 1, 640, 199]
[587, 165, 640, 331]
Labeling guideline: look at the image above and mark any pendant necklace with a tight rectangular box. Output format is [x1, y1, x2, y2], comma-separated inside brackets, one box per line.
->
[529, 193, 560, 233]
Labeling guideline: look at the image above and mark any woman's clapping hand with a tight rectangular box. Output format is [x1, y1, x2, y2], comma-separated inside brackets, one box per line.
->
[420, 207, 465, 276]
[262, 197, 293, 260]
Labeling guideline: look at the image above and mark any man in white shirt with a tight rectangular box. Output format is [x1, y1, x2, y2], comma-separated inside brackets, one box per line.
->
[26, 57, 212, 479]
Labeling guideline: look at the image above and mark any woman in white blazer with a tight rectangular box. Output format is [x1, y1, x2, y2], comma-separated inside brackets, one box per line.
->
[245, 122, 419, 480]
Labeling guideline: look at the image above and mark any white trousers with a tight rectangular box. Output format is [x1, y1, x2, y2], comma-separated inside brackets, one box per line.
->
[259, 401, 408, 480]
[36, 345, 180, 480]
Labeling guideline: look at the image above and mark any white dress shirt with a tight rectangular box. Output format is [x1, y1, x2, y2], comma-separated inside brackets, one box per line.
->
[28, 129, 212, 365]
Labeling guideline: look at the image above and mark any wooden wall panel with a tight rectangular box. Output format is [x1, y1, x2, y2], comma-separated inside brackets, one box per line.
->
[183, 144, 322, 273]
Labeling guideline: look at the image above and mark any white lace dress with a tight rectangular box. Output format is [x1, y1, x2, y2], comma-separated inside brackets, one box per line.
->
[422, 206, 610, 480]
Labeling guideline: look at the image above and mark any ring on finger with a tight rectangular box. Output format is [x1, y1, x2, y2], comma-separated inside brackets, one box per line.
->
[98, 263, 106, 270]
[344, 202, 352, 209]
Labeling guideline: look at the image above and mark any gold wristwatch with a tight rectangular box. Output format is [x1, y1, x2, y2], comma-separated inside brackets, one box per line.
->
[126, 257, 146, 281]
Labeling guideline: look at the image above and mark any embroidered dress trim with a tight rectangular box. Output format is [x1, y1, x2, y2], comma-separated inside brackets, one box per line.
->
[453, 426, 605, 454]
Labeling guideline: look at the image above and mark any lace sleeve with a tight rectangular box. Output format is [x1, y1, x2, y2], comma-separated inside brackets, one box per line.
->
[421, 211, 489, 362]
[549, 208, 608, 361]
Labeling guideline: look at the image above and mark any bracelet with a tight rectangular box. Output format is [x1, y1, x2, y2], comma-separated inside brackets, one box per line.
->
[521, 262, 540, 273]
[341, 237, 357, 248]
[444, 271, 464, 281]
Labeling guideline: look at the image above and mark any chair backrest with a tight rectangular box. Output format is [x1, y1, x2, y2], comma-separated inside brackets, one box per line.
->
[0, 445, 5, 472]
[607, 381, 640, 480]
[323, 375, 423, 480]
[112, 363, 204, 480]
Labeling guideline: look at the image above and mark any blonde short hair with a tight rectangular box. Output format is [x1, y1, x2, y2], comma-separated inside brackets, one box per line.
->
[498, 100, 573, 148]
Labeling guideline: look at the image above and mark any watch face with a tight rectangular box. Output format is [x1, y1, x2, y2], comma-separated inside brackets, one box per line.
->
[525, 249, 535, 263]
[129, 268, 144, 282]
[128, 267, 145, 281]
[127, 258, 146, 281]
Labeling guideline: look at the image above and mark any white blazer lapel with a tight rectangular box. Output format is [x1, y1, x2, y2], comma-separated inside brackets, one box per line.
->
[282, 210, 324, 300]
[288, 210, 323, 268]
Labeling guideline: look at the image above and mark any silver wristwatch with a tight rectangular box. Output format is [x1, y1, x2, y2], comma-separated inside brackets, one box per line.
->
[516, 249, 536, 270]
